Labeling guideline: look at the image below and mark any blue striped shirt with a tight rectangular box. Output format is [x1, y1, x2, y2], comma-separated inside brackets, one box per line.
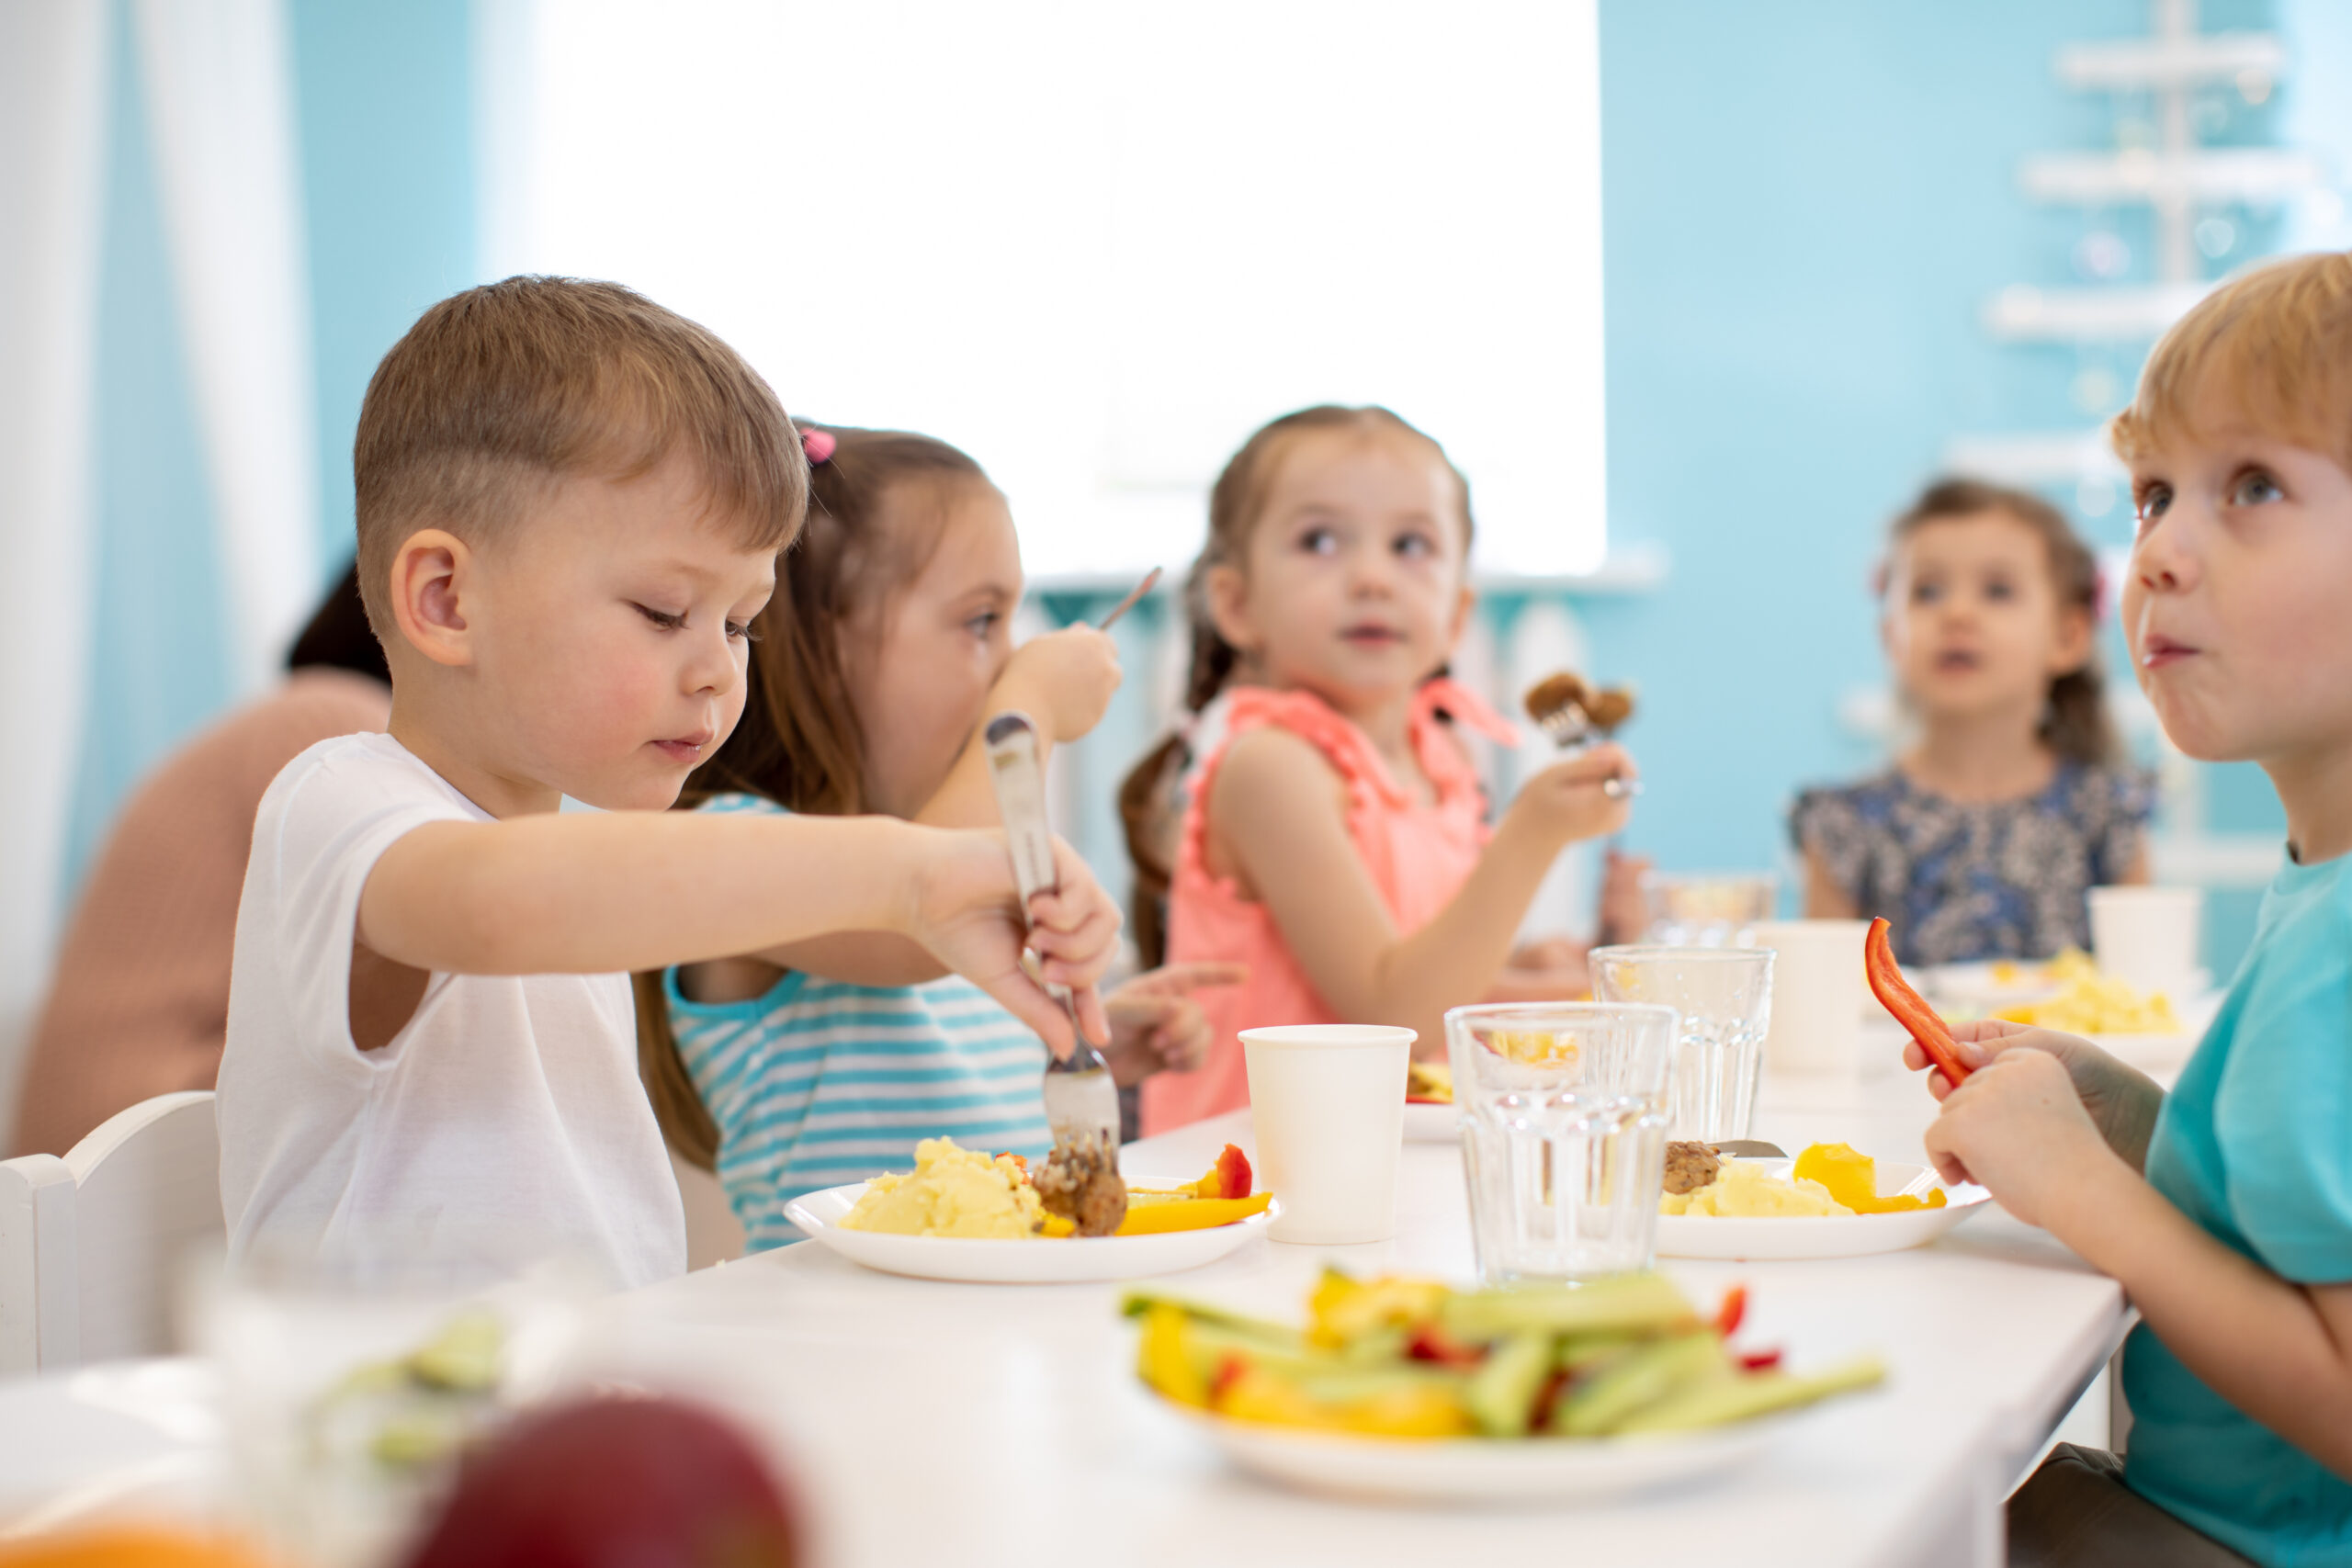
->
[665, 794, 1054, 1250]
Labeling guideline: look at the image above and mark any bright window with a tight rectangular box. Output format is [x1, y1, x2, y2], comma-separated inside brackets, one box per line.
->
[488, 0, 1606, 577]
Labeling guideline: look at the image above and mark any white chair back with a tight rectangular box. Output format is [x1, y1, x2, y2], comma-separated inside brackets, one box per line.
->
[0, 1091, 223, 1374]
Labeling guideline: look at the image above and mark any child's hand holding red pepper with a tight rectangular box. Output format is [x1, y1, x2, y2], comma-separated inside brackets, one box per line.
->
[1905, 1019, 2166, 1177]
[1922, 1046, 2128, 1226]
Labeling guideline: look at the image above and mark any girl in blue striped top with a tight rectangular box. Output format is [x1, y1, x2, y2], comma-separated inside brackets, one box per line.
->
[635, 424, 1239, 1251]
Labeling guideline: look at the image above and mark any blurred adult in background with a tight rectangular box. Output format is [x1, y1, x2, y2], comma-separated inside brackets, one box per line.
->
[9, 562, 390, 1156]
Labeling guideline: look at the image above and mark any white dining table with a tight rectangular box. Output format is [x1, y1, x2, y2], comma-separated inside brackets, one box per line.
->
[0, 1053, 2134, 1568]
[585, 1056, 2126, 1568]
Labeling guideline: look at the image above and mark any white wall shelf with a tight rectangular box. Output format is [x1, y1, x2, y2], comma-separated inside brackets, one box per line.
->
[1983, 282, 2211, 343]
[2055, 30, 2286, 92]
[2018, 146, 2328, 206]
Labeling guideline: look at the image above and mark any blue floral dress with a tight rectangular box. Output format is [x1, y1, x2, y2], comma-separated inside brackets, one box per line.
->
[1790, 762, 2156, 966]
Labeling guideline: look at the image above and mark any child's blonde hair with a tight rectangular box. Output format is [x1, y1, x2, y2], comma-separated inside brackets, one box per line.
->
[1116, 404, 1473, 966]
[354, 276, 807, 639]
[2110, 250, 2352, 472]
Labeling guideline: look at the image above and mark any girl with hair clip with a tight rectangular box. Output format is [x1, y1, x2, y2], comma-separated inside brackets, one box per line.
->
[636, 424, 1240, 1251]
[1792, 478, 2155, 965]
[1121, 405, 1635, 1136]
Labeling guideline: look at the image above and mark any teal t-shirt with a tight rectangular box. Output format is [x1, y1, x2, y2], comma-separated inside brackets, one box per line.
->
[2123, 852, 2352, 1565]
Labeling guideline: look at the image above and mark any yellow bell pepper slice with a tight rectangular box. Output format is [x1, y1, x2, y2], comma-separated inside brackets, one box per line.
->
[1793, 1142, 1947, 1213]
[1112, 1191, 1272, 1235]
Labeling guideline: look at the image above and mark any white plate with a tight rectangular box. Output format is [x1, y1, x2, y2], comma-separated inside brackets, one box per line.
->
[1919, 962, 2214, 1017]
[1402, 1101, 1460, 1143]
[1160, 1399, 1774, 1504]
[1657, 1159, 1989, 1260]
[783, 1183, 1276, 1283]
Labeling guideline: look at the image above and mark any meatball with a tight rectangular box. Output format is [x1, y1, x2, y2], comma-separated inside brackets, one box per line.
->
[1662, 1140, 1722, 1195]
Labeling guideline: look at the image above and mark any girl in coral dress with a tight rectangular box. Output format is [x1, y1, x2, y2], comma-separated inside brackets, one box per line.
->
[1122, 405, 1636, 1134]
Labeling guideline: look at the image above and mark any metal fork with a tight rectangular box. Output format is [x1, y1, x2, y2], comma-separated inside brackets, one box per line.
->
[981, 712, 1122, 1156]
[1528, 701, 1643, 799]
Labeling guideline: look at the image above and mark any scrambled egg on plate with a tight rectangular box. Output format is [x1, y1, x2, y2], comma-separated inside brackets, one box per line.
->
[1659, 1159, 1851, 1217]
[839, 1138, 1046, 1238]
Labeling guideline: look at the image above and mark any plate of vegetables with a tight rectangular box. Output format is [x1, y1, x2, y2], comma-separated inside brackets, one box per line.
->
[1127, 1270, 1883, 1502]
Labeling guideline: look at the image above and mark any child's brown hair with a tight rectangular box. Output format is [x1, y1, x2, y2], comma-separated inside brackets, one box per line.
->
[634, 423, 994, 1169]
[1115, 404, 1474, 968]
[2110, 250, 2352, 473]
[1882, 478, 2116, 768]
[354, 276, 805, 640]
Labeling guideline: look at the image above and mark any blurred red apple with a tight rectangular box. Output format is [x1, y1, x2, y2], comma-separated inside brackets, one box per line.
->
[404, 1396, 797, 1568]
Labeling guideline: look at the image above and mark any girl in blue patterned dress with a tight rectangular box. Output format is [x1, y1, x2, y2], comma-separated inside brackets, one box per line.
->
[1792, 479, 2155, 966]
[634, 425, 1239, 1249]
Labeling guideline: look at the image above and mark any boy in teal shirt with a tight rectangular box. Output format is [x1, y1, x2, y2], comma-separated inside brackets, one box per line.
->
[1907, 250, 2352, 1568]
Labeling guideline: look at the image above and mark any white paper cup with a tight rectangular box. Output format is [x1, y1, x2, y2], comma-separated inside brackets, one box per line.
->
[2090, 886, 2203, 996]
[1241, 1024, 1415, 1245]
[1750, 919, 1871, 1077]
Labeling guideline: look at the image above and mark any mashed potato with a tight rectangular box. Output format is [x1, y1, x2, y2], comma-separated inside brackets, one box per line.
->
[839, 1139, 1047, 1238]
[1660, 1159, 1852, 1217]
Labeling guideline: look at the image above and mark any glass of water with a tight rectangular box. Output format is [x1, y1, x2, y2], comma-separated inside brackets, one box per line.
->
[1445, 1002, 1679, 1285]
[1640, 871, 1778, 946]
[1589, 945, 1776, 1143]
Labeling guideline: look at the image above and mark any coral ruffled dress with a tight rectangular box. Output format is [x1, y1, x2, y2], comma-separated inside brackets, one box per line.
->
[1138, 679, 1520, 1135]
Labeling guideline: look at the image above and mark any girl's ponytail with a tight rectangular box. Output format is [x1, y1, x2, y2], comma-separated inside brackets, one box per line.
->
[635, 969, 719, 1170]
[1117, 562, 1243, 967]
[2043, 665, 2115, 768]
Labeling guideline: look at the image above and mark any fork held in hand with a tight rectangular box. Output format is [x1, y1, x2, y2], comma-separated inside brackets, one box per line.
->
[981, 712, 1123, 1156]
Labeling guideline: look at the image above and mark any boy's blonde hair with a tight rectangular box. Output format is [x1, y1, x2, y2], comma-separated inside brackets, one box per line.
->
[2111, 251, 2352, 471]
[353, 276, 807, 638]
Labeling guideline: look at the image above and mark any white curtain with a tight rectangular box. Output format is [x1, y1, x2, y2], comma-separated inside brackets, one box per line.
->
[0, 2, 111, 1134]
[134, 0, 320, 697]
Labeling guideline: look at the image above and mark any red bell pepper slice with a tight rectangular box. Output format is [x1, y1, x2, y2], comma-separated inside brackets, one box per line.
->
[1712, 1285, 1747, 1339]
[1738, 1348, 1784, 1372]
[1212, 1144, 1253, 1201]
[1864, 917, 1971, 1085]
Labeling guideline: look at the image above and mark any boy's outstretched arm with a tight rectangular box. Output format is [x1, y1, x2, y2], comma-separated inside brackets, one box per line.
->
[1925, 1050, 2352, 1480]
[356, 811, 1114, 1051]
[749, 626, 1125, 988]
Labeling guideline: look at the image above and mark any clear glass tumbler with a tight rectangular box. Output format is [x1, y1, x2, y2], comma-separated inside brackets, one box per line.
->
[1445, 1002, 1679, 1285]
[1589, 945, 1777, 1143]
[1639, 871, 1778, 946]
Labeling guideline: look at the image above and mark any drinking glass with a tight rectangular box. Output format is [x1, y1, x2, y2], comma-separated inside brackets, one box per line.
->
[1640, 871, 1778, 947]
[1589, 945, 1776, 1143]
[192, 1246, 590, 1568]
[1445, 1002, 1679, 1285]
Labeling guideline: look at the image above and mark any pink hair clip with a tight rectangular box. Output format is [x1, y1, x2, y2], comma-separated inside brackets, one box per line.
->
[801, 428, 836, 465]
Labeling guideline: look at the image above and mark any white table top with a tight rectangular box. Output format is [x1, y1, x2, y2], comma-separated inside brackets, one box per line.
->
[0, 1062, 2128, 1568]
[586, 1071, 2124, 1568]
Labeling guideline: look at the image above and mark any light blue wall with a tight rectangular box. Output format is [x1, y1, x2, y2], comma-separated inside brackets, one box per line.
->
[61, 0, 479, 905]
[60, 0, 2345, 986]
[1589, 0, 2301, 973]
[64, 0, 234, 894]
[288, 0, 479, 573]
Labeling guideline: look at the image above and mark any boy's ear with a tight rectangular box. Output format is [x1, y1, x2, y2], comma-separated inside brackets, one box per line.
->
[1203, 562, 1257, 655]
[387, 529, 478, 669]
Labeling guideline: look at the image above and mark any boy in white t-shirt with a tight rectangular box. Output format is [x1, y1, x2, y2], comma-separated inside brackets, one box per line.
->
[217, 278, 1121, 1289]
